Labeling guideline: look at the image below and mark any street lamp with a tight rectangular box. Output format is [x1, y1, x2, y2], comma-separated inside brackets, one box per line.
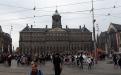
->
[91, 0, 97, 64]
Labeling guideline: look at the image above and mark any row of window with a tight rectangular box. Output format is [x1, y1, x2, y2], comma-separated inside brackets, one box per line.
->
[21, 45, 92, 50]
[47, 33, 68, 36]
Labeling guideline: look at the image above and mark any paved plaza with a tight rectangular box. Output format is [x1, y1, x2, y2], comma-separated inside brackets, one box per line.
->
[0, 60, 121, 75]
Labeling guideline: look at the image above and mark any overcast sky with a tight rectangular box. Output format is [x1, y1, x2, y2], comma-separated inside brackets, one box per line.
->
[0, 0, 121, 50]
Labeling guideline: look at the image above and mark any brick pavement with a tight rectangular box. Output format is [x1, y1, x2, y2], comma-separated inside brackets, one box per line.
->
[0, 60, 121, 75]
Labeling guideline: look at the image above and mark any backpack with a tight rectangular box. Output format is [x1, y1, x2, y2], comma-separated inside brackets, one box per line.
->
[30, 70, 43, 75]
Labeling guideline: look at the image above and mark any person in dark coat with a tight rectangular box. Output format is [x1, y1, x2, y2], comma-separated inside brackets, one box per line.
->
[79, 54, 84, 69]
[118, 55, 121, 69]
[112, 54, 118, 68]
[53, 53, 62, 75]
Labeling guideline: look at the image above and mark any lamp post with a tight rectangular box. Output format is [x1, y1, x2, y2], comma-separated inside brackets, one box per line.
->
[9, 25, 13, 54]
[91, 0, 97, 63]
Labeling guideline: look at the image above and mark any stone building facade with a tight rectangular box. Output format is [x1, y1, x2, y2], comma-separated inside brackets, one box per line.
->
[19, 10, 92, 55]
[97, 23, 121, 54]
[0, 26, 12, 53]
[107, 23, 121, 53]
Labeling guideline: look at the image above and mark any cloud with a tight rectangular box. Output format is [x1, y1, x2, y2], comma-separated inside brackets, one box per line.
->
[0, 0, 121, 49]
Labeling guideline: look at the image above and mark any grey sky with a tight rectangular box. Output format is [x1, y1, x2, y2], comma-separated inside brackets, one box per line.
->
[0, 0, 121, 49]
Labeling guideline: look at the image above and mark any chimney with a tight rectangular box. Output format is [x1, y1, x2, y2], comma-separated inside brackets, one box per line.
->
[0, 25, 3, 32]
[46, 25, 48, 29]
[31, 25, 33, 28]
[66, 25, 68, 29]
[79, 25, 81, 29]
[26, 24, 28, 26]
[84, 24, 85, 28]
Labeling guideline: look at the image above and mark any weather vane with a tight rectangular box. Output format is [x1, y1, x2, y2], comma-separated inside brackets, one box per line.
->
[56, 5, 58, 10]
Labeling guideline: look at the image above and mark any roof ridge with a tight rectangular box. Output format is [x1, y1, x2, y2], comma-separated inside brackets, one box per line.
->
[111, 23, 121, 26]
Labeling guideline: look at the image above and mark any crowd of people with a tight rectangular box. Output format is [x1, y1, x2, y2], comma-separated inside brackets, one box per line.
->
[0, 51, 121, 75]
[0, 52, 95, 75]
[15, 53, 52, 66]
[62, 52, 95, 70]
[28, 52, 95, 75]
[0, 53, 12, 66]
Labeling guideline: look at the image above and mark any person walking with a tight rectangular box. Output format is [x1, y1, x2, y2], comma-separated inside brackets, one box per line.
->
[112, 54, 118, 68]
[87, 56, 92, 70]
[17, 55, 21, 66]
[118, 55, 121, 69]
[7, 54, 12, 66]
[29, 63, 43, 75]
[76, 55, 80, 66]
[71, 55, 75, 65]
[79, 54, 84, 69]
[53, 53, 62, 75]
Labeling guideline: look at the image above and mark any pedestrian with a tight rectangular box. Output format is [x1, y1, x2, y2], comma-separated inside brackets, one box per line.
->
[17, 55, 21, 66]
[79, 54, 84, 69]
[7, 54, 12, 66]
[53, 53, 62, 75]
[118, 55, 121, 69]
[87, 56, 92, 70]
[76, 55, 80, 66]
[91, 56, 94, 66]
[29, 62, 43, 75]
[112, 54, 118, 68]
[71, 55, 75, 65]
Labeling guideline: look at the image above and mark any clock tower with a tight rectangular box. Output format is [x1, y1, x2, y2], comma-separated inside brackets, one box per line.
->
[52, 10, 62, 28]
